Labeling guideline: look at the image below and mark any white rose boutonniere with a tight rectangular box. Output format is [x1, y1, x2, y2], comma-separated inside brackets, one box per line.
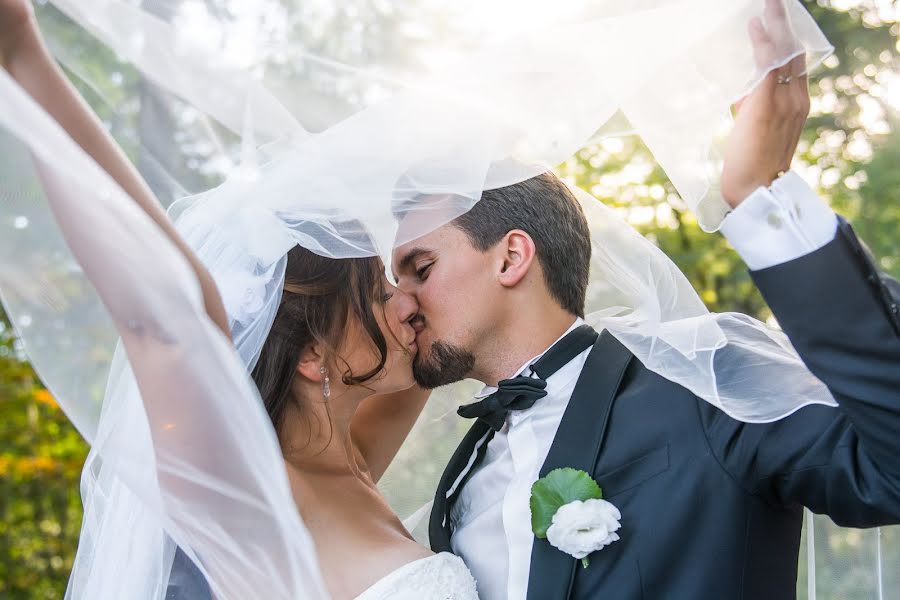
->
[530, 468, 621, 568]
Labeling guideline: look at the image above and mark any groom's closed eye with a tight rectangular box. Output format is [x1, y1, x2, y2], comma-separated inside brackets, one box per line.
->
[395, 247, 435, 281]
[415, 262, 434, 281]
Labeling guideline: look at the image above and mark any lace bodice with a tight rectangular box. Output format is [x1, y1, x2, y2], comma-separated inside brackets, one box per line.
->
[353, 553, 478, 600]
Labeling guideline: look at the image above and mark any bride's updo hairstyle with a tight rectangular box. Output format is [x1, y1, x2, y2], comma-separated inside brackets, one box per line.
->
[251, 245, 389, 430]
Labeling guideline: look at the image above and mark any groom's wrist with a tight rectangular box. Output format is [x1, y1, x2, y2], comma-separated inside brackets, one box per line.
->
[720, 171, 838, 271]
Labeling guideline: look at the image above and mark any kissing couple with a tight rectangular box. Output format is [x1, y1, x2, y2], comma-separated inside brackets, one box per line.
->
[0, 0, 898, 598]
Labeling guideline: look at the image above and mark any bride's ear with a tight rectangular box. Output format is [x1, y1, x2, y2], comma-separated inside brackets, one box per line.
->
[497, 229, 536, 288]
[296, 344, 326, 382]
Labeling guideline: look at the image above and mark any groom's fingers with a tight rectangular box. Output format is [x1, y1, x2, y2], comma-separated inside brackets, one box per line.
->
[764, 0, 808, 109]
[760, 0, 804, 81]
[741, 7, 808, 117]
[737, 17, 775, 115]
[759, 0, 809, 113]
[749, 17, 776, 71]
[763, 0, 796, 54]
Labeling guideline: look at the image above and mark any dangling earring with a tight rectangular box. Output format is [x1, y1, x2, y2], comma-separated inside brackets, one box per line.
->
[320, 366, 331, 400]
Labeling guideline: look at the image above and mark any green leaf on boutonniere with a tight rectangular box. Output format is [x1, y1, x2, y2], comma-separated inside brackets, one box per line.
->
[530, 467, 603, 539]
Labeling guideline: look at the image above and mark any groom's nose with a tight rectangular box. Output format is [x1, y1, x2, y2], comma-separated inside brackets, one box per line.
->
[393, 287, 419, 323]
[395, 276, 416, 298]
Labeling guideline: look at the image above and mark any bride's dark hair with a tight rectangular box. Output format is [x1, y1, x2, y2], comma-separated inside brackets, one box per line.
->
[250, 245, 389, 430]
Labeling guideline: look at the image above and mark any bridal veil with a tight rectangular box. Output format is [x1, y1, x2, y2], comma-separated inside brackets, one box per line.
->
[0, 1, 888, 598]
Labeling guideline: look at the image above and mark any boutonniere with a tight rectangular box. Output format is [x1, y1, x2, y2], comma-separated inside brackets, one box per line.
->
[530, 467, 621, 568]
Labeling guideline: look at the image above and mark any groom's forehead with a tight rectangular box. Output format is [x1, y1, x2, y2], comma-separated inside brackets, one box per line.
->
[393, 228, 445, 266]
[392, 225, 466, 277]
[392, 190, 473, 247]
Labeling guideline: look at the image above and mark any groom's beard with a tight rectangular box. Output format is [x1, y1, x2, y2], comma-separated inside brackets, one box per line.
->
[413, 340, 475, 389]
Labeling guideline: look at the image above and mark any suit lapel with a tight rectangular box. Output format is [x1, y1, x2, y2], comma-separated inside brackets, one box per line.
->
[429, 419, 493, 552]
[526, 330, 633, 600]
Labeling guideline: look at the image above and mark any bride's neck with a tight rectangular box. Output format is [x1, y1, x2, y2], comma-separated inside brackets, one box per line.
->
[278, 380, 371, 476]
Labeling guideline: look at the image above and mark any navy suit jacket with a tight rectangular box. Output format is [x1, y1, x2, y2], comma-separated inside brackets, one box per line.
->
[165, 546, 211, 600]
[429, 220, 900, 600]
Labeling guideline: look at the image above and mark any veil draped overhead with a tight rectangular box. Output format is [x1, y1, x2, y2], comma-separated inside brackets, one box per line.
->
[0, 1, 891, 598]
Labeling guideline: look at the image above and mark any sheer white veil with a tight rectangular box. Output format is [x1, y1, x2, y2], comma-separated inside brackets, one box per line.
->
[0, 0, 891, 598]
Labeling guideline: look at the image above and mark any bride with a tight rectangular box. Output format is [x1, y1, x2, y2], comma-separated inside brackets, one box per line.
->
[0, 2, 477, 598]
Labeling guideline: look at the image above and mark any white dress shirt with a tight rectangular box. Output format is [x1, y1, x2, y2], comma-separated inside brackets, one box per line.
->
[449, 173, 839, 600]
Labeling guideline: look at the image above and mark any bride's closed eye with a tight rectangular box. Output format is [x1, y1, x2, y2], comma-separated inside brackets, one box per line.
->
[381, 291, 395, 303]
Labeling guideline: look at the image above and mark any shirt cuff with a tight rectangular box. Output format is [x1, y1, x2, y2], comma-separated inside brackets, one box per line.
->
[719, 171, 838, 271]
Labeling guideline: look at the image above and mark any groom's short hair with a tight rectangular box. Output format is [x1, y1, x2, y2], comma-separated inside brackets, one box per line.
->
[452, 172, 591, 317]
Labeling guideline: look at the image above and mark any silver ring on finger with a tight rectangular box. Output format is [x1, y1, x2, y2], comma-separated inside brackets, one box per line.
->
[776, 74, 793, 85]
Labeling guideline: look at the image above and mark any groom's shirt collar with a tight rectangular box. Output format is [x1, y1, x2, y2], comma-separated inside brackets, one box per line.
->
[472, 317, 586, 401]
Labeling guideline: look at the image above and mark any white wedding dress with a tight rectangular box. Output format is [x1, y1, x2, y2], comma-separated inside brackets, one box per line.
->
[355, 553, 478, 600]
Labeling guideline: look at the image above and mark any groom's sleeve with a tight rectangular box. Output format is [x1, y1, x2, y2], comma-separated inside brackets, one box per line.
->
[701, 219, 900, 526]
[719, 171, 838, 270]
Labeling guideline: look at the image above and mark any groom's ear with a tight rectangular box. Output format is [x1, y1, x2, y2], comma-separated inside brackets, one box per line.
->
[497, 229, 536, 288]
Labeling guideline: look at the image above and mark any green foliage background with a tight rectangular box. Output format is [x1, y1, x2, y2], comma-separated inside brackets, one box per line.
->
[1, 1, 897, 598]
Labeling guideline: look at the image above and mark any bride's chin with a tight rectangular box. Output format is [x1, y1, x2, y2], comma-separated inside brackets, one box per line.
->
[399, 362, 417, 390]
[377, 354, 417, 393]
[401, 362, 418, 390]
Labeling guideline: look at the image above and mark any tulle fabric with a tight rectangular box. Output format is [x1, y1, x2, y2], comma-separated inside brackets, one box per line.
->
[0, 1, 888, 599]
[0, 69, 327, 598]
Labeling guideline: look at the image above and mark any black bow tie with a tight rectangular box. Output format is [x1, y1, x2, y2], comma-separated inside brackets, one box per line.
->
[456, 325, 599, 431]
[457, 376, 548, 431]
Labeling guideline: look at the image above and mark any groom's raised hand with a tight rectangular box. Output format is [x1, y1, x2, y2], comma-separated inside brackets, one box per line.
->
[721, 0, 810, 208]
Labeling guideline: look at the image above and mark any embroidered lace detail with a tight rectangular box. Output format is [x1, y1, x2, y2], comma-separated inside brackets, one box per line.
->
[354, 552, 478, 600]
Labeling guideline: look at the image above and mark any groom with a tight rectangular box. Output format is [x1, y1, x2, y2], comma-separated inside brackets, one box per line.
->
[392, 6, 900, 600]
